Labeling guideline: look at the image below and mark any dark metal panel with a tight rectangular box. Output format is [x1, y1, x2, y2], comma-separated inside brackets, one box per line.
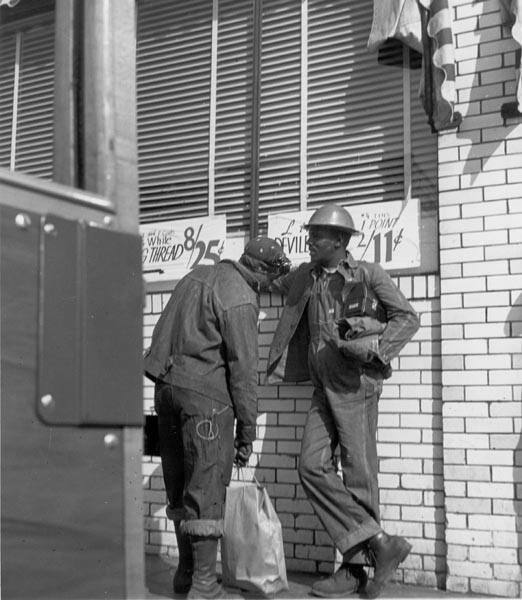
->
[37, 214, 143, 427]
[37, 214, 81, 425]
[82, 224, 143, 426]
[1, 204, 127, 599]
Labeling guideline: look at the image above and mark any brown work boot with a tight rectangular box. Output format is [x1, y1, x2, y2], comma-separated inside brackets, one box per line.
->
[311, 564, 367, 598]
[187, 536, 242, 599]
[364, 532, 411, 599]
[173, 520, 193, 594]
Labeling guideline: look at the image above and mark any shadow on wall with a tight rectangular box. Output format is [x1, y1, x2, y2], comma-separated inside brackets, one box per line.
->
[505, 293, 522, 585]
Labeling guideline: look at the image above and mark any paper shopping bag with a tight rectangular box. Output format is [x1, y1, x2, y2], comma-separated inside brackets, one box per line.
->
[221, 478, 288, 596]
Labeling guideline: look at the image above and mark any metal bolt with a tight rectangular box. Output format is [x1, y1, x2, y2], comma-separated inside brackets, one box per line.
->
[15, 213, 31, 229]
[40, 394, 54, 409]
[104, 433, 119, 449]
[43, 222, 56, 235]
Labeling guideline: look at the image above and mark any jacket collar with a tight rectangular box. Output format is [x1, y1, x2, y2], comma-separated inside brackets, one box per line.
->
[220, 259, 261, 293]
[311, 252, 357, 280]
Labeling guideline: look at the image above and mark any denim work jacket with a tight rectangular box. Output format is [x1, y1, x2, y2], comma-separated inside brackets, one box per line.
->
[267, 253, 420, 383]
[144, 260, 260, 444]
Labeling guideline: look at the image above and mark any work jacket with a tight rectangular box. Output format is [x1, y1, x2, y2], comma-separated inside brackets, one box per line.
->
[144, 260, 260, 444]
[267, 253, 420, 383]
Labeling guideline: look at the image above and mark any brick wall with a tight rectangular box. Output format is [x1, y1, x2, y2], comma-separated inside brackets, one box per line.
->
[440, 0, 522, 596]
[141, 276, 444, 586]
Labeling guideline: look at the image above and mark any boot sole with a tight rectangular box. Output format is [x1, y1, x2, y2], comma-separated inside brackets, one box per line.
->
[311, 576, 367, 598]
[364, 539, 412, 599]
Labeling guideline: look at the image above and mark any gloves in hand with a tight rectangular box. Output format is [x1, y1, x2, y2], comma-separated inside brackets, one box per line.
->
[234, 439, 253, 467]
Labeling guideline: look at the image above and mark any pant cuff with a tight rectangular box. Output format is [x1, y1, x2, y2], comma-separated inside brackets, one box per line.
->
[335, 519, 381, 555]
[180, 519, 224, 538]
[166, 506, 184, 521]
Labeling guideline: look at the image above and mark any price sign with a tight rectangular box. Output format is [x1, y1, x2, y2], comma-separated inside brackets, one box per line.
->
[268, 199, 420, 269]
[140, 216, 227, 281]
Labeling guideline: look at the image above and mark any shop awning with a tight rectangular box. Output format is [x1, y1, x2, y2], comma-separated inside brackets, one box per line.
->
[368, 0, 461, 132]
[500, 0, 522, 113]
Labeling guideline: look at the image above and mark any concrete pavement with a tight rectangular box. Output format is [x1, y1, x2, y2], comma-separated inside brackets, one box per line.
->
[145, 554, 491, 600]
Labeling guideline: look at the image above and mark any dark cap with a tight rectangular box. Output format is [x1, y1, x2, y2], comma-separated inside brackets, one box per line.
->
[243, 236, 291, 276]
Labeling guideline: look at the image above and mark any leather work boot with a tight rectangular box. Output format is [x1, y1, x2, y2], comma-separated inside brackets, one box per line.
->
[187, 536, 241, 599]
[364, 532, 412, 599]
[173, 520, 193, 594]
[311, 564, 367, 598]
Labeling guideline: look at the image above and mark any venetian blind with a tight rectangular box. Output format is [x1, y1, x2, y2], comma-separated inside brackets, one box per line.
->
[257, 0, 302, 222]
[137, 0, 213, 222]
[214, 0, 254, 228]
[307, 0, 405, 209]
[0, 18, 54, 179]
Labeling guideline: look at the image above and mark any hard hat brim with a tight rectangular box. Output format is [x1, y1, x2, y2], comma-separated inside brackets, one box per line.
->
[304, 223, 361, 236]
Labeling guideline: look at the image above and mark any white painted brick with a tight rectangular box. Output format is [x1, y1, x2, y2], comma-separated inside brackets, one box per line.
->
[443, 417, 464, 432]
[508, 168, 522, 183]
[443, 370, 488, 386]
[492, 466, 519, 482]
[444, 433, 490, 449]
[487, 273, 522, 291]
[447, 529, 493, 548]
[378, 473, 400, 488]
[446, 513, 467, 529]
[468, 481, 515, 498]
[483, 153, 522, 171]
[440, 292, 463, 308]
[446, 575, 470, 594]
[445, 464, 490, 480]
[445, 481, 466, 496]
[448, 560, 492, 579]
[470, 545, 518, 564]
[481, 66, 517, 85]
[489, 338, 522, 353]
[461, 199, 507, 218]
[440, 276, 486, 293]
[463, 259, 508, 276]
[463, 290, 510, 307]
[378, 429, 421, 443]
[441, 338, 487, 354]
[439, 175, 461, 191]
[490, 370, 522, 385]
[471, 579, 520, 597]
[463, 229, 508, 247]
[402, 444, 440, 458]
[464, 322, 508, 337]
[461, 169, 506, 188]
[380, 489, 423, 505]
[439, 188, 484, 205]
[465, 354, 511, 369]
[440, 307, 485, 323]
[439, 217, 484, 236]
[486, 242, 522, 259]
[506, 137, 522, 153]
[490, 402, 522, 417]
[493, 530, 519, 547]
[377, 443, 401, 457]
[484, 182, 522, 200]
[466, 419, 513, 434]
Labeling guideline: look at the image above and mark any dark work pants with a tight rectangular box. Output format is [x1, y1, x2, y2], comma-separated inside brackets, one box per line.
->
[298, 353, 383, 560]
[154, 382, 235, 537]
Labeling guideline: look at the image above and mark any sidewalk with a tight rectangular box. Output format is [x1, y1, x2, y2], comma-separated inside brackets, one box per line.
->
[145, 554, 489, 600]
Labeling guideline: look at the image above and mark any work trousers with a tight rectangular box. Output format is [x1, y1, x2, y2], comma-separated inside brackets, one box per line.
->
[154, 382, 235, 537]
[298, 355, 383, 559]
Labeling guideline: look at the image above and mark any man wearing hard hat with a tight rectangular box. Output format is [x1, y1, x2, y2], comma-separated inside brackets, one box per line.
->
[145, 237, 290, 600]
[268, 204, 420, 599]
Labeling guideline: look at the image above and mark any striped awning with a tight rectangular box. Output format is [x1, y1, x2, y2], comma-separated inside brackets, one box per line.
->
[500, 0, 522, 112]
[367, 0, 461, 132]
